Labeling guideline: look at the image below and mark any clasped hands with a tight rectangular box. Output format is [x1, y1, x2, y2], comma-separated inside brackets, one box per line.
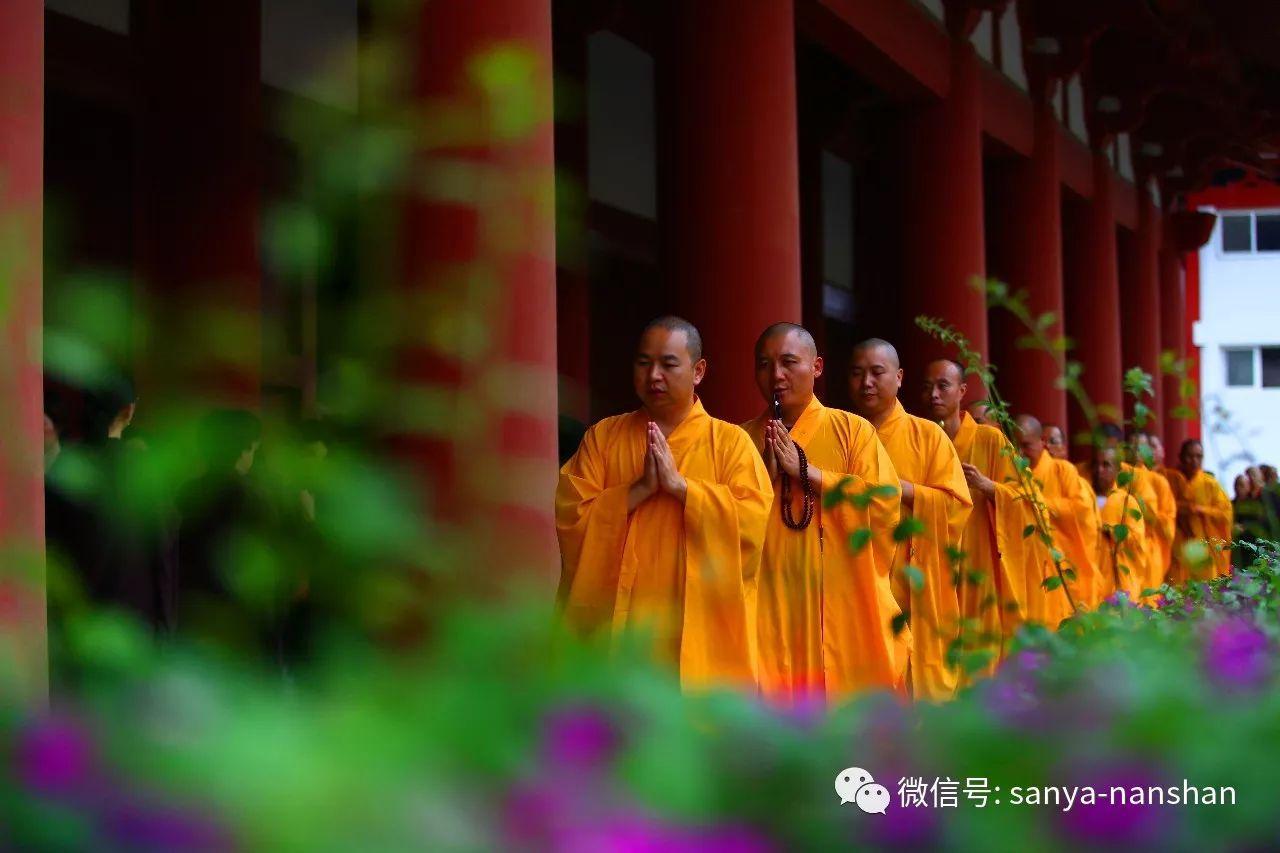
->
[763, 420, 804, 481]
[629, 422, 687, 510]
[961, 462, 996, 500]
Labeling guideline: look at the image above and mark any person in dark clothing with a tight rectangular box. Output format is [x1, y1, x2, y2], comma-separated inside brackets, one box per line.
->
[45, 378, 177, 632]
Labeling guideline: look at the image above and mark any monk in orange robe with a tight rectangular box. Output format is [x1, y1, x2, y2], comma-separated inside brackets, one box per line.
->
[1092, 445, 1148, 602]
[1044, 424, 1069, 461]
[1135, 431, 1176, 593]
[556, 317, 772, 690]
[850, 339, 971, 702]
[923, 360, 1033, 675]
[742, 324, 906, 705]
[1085, 425, 1174, 599]
[1015, 415, 1100, 616]
[966, 400, 992, 425]
[1169, 439, 1233, 582]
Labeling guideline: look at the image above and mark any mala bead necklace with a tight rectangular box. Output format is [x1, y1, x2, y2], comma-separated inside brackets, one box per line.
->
[779, 437, 815, 531]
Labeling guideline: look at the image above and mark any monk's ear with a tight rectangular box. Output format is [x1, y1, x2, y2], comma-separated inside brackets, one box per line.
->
[692, 358, 707, 386]
[958, 381, 967, 400]
[812, 356, 824, 379]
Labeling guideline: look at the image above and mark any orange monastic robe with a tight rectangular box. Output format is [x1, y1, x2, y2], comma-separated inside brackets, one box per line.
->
[876, 400, 972, 702]
[1030, 452, 1101, 616]
[1117, 464, 1161, 600]
[1170, 470, 1234, 582]
[951, 413, 1034, 671]
[556, 399, 773, 690]
[1096, 485, 1148, 602]
[1141, 466, 1177, 592]
[742, 397, 907, 704]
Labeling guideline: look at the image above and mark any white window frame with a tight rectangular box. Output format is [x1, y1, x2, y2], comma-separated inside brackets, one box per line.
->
[1262, 346, 1280, 389]
[1224, 346, 1258, 388]
[1216, 209, 1280, 257]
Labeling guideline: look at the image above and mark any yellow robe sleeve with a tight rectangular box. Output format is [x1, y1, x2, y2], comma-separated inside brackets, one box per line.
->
[1203, 479, 1234, 579]
[1099, 491, 1147, 601]
[820, 428, 908, 699]
[900, 432, 971, 703]
[987, 449, 1033, 637]
[555, 423, 632, 634]
[678, 428, 773, 688]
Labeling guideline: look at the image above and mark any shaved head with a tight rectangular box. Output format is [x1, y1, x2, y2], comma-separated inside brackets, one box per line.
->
[1015, 414, 1045, 463]
[926, 359, 965, 383]
[640, 316, 702, 362]
[754, 322, 817, 358]
[851, 338, 900, 370]
[922, 359, 967, 423]
[1044, 423, 1067, 459]
[1016, 414, 1043, 439]
[967, 399, 992, 425]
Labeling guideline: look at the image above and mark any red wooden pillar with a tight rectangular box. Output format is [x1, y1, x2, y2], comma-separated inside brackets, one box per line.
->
[399, 0, 559, 583]
[0, 0, 46, 705]
[1184, 248, 1202, 441]
[1064, 150, 1123, 443]
[898, 39, 987, 396]
[1120, 187, 1162, 431]
[988, 96, 1066, 425]
[669, 0, 802, 423]
[1158, 245, 1188, 452]
[135, 2, 262, 411]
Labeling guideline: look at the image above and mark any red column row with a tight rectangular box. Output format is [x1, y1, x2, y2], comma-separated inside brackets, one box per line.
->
[1120, 188, 1163, 432]
[988, 96, 1068, 428]
[669, 0, 803, 423]
[1063, 150, 1124, 448]
[402, 0, 561, 583]
[897, 39, 988, 394]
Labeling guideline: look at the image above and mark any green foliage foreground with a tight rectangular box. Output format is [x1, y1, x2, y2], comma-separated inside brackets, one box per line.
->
[4, 543, 1279, 851]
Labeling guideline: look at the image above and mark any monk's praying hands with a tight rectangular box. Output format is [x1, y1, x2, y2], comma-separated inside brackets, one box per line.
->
[649, 422, 688, 502]
[768, 419, 801, 479]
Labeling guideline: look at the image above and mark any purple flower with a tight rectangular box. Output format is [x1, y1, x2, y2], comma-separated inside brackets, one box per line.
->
[14, 716, 96, 795]
[1203, 618, 1271, 690]
[763, 688, 827, 730]
[586, 816, 771, 853]
[102, 800, 232, 851]
[1013, 649, 1050, 672]
[862, 797, 939, 848]
[1057, 762, 1168, 845]
[542, 705, 618, 772]
[1104, 591, 1132, 608]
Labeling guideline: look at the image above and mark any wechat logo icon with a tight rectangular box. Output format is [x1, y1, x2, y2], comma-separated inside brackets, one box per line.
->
[835, 766, 890, 814]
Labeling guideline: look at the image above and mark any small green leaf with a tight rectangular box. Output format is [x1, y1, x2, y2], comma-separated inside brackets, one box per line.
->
[1113, 523, 1129, 544]
[1117, 470, 1134, 488]
[1043, 575, 1063, 591]
[1128, 507, 1143, 521]
[848, 528, 873, 554]
[891, 612, 910, 635]
[893, 517, 926, 542]
[1022, 524, 1036, 539]
[902, 565, 926, 591]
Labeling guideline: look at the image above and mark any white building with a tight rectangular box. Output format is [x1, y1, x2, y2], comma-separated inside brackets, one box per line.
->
[1194, 188, 1280, 491]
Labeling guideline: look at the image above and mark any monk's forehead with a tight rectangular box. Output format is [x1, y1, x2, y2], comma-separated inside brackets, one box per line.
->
[759, 328, 814, 357]
[924, 360, 962, 381]
[637, 327, 690, 358]
[852, 344, 896, 367]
